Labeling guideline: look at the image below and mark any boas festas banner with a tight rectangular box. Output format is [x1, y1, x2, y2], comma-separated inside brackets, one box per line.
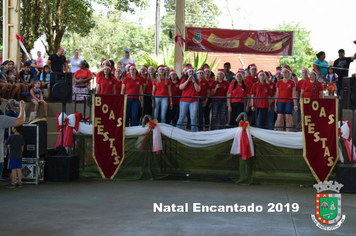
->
[93, 94, 126, 179]
[301, 98, 339, 182]
[185, 27, 294, 56]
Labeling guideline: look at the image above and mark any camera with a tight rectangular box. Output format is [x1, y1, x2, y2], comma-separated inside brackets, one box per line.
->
[13, 101, 20, 107]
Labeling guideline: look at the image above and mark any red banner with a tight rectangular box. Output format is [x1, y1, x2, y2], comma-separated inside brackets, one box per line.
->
[185, 27, 294, 56]
[93, 95, 126, 179]
[301, 98, 339, 182]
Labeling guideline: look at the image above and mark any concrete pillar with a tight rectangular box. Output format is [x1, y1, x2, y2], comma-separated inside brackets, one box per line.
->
[174, 0, 185, 77]
[3, 0, 21, 70]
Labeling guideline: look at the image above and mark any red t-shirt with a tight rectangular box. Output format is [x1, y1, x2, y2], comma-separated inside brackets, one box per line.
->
[198, 79, 209, 100]
[251, 83, 271, 108]
[143, 78, 153, 95]
[114, 79, 122, 94]
[246, 75, 258, 84]
[297, 79, 309, 94]
[96, 70, 103, 83]
[301, 80, 324, 98]
[98, 76, 116, 94]
[267, 81, 276, 96]
[276, 79, 295, 103]
[122, 76, 142, 98]
[211, 80, 229, 101]
[180, 78, 200, 102]
[244, 78, 254, 89]
[171, 81, 182, 105]
[228, 81, 250, 103]
[207, 78, 215, 90]
[74, 69, 93, 85]
[153, 78, 171, 97]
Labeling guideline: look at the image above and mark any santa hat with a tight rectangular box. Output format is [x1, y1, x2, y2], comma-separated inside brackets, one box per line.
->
[217, 69, 225, 75]
[249, 64, 257, 70]
[148, 65, 155, 71]
[311, 69, 318, 76]
[169, 70, 177, 76]
[282, 65, 292, 74]
[165, 65, 170, 69]
[129, 64, 137, 70]
[157, 65, 165, 71]
[125, 63, 133, 71]
[257, 70, 265, 77]
[186, 66, 195, 73]
[266, 71, 272, 77]
[140, 65, 148, 70]
[101, 59, 109, 66]
[116, 67, 122, 71]
[276, 69, 282, 74]
[203, 66, 211, 72]
[103, 65, 111, 70]
[235, 71, 244, 77]
[301, 67, 309, 73]
[197, 68, 204, 74]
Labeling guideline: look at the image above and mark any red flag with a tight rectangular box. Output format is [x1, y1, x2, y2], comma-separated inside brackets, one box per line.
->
[15, 33, 24, 44]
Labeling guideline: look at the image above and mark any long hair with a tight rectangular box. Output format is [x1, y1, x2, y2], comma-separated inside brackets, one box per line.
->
[42, 65, 51, 81]
[156, 69, 166, 84]
[233, 79, 246, 91]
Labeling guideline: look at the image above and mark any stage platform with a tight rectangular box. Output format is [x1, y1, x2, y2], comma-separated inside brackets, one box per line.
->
[0, 179, 355, 235]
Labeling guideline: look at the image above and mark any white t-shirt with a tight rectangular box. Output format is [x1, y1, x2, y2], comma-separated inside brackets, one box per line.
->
[119, 57, 135, 68]
[68, 57, 82, 73]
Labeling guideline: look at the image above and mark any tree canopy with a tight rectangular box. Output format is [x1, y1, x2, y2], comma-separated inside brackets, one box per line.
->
[274, 22, 317, 78]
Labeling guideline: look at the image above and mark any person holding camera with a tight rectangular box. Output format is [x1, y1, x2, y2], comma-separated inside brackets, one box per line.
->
[5, 99, 20, 117]
[176, 67, 201, 132]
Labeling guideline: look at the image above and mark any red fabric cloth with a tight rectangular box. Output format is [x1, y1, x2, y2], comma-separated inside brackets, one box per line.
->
[246, 75, 258, 84]
[276, 79, 295, 103]
[296, 78, 309, 93]
[228, 82, 250, 103]
[301, 80, 324, 98]
[243, 78, 254, 90]
[171, 81, 182, 105]
[198, 79, 209, 100]
[240, 130, 253, 160]
[122, 75, 142, 98]
[211, 80, 229, 100]
[180, 78, 200, 102]
[96, 70, 103, 83]
[251, 83, 271, 108]
[153, 78, 171, 97]
[98, 76, 116, 94]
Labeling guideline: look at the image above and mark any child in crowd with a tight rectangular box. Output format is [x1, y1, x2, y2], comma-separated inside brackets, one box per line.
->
[36, 51, 44, 67]
[30, 80, 48, 117]
[326, 66, 338, 96]
[0, 66, 10, 101]
[5, 125, 25, 188]
[19, 61, 34, 92]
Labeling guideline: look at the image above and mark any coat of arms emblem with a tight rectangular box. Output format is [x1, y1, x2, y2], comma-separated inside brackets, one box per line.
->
[192, 30, 202, 44]
[311, 181, 346, 230]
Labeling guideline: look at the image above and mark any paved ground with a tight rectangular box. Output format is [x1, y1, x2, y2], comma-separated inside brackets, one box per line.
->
[0, 180, 355, 236]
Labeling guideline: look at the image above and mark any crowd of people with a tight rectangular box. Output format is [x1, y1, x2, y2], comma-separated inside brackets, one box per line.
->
[1, 48, 355, 131]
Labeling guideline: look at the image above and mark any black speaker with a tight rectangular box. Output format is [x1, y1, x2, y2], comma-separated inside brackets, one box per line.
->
[342, 77, 356, 110]
[45, 155, 79, 182]
[20, 121, 47, 158]
[50, 72, 73, 103]
[337, 164, 356, 193]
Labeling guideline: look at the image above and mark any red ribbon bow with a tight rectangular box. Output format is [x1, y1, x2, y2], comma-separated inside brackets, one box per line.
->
[239, 120, 249, 131]
[15, 33, 24, 44]
[174, 33, 186, 48]
[147, 119, 157, 130]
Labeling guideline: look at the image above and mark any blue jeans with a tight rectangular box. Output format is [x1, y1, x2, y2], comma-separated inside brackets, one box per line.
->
[211, 99, 227, 130]
[126, 98, 140, 126]
[256, 108, 268, 128]
[267, 105, 276, 130]
[154, 97, 168, 123]
[177, 101, 199, 132]
[198, 100, 206, 131]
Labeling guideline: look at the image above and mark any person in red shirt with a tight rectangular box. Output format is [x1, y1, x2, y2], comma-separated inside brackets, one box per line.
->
[176, 67, 201, 132]
[246, 64, 258, 84]
[227, 71, 250, 127]
[210, 69, 229, 130]
[196, 68, 210, 131]
[251, 71, 272, 128]
[274, 65, 298, 131]
[203, 66, 214, 129]
[273, 69, 283, 83]
[152, 65, 172, 123]
[96, 65, 116, 94]
[264, 71, 276, 130]
[114, 67, 123, 95]
[296, 68, 310, 127]
[166, 70, 181, 125]
[300, 69, 324, 99]
[142, 65, 155, 117]
[72, 60, 93, 101]
[121, 64, 143, 126]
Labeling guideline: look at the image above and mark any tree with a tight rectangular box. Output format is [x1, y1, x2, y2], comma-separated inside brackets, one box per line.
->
[274, 22, 317, 78]
[161, 0, 221, 46]
[61, 10, 156, 69]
